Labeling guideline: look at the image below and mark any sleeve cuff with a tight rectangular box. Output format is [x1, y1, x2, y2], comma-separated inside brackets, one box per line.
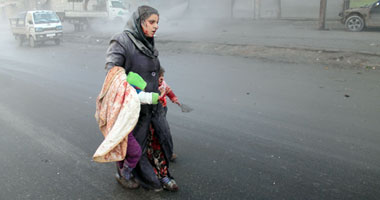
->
[152, 93, 159, 104]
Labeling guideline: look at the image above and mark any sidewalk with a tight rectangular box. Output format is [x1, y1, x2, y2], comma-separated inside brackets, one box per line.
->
[64, 19, 380, 55]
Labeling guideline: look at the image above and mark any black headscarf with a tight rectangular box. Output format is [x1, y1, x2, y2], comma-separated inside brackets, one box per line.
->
[124, 5, 159, 58]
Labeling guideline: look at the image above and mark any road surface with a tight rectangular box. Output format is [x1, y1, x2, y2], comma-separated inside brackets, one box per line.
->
[0, 22, 380, 200]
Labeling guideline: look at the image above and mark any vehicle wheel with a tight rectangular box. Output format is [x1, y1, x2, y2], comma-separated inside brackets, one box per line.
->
[345, 15, 365, 32]
[17, 36, 24, 46]
[29, 36, 36, 48]
[54, 39, 61, 45]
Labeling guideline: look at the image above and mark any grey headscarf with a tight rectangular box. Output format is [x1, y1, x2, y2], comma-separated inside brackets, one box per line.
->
[124, 5, 159, 58]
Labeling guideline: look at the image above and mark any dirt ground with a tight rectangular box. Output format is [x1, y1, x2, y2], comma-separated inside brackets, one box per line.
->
[59, 17, 380, 72]
[156, 41, 380, 71]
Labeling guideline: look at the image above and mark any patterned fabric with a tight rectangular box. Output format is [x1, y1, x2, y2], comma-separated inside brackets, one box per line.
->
[158, 80, 178, 107]
[93, 67, 141, 162]
[147, 125, 168, 179]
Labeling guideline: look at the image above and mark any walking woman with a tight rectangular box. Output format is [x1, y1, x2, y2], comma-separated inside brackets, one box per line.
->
[105, 5, 178, 192]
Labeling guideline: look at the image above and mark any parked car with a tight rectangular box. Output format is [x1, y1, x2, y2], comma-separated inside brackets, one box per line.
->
[339, 0, 380, 32]
[9, 10, 63, 47]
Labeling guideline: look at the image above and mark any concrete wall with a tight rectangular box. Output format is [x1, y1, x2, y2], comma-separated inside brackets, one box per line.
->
[232, 0, 280, 19]
[1, 0, 346, 20]
[233, 0, 254, 19]
[260, 0, 281, 19]
[0, 0, 26, 18]
[281, 0, 343, 19]
[0, 4, 18, 19]
[187, 0, 344, 19]
[188, 0, 232, 18]
[47, 0, 104, 12]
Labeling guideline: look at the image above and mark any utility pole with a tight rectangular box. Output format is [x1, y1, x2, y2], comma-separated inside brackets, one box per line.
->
[254, 0, 260, 19]
[84, 0, 89, 11]
[277, 0, 281, 19]
[319, 0, 327, 30]
[231, 0, 235, 19]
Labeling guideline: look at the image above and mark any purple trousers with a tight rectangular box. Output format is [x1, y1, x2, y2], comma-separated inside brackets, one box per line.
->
[117, 133, 142, 169]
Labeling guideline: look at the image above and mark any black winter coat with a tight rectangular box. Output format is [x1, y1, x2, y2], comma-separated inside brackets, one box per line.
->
[105, 32, 173, 190]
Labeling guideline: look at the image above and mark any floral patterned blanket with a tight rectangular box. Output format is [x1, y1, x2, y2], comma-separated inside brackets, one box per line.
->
[93, 67, 140, 162]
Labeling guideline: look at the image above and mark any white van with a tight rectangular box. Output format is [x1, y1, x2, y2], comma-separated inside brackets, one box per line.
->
[9, 10, 63, 47]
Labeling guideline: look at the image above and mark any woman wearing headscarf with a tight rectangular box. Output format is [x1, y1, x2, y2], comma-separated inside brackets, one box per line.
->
[105, 5, 178, 192]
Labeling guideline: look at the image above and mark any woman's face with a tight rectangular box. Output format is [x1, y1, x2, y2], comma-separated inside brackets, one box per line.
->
[141, 14, 159, 38]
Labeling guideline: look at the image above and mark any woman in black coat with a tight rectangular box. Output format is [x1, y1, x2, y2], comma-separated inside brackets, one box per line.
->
[105, 5, 178, 192]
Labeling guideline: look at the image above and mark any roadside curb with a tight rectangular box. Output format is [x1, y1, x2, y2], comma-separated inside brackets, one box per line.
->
[63, 33, 380, 58]
[62, 33, 380, 69]
[158, 40, 380, 57]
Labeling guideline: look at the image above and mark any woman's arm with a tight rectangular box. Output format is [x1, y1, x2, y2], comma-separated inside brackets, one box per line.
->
[105, 41, 126, 71]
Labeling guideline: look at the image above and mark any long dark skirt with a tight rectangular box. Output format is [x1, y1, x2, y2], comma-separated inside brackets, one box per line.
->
[131, 104, 174, 190]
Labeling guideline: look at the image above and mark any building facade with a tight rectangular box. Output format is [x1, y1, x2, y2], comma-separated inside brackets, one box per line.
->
[188, 0, 344, 20]
[1, 0, 347, 20]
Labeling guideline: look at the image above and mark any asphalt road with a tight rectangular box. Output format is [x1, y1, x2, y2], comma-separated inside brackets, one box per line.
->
[1, 25, 380, 200]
